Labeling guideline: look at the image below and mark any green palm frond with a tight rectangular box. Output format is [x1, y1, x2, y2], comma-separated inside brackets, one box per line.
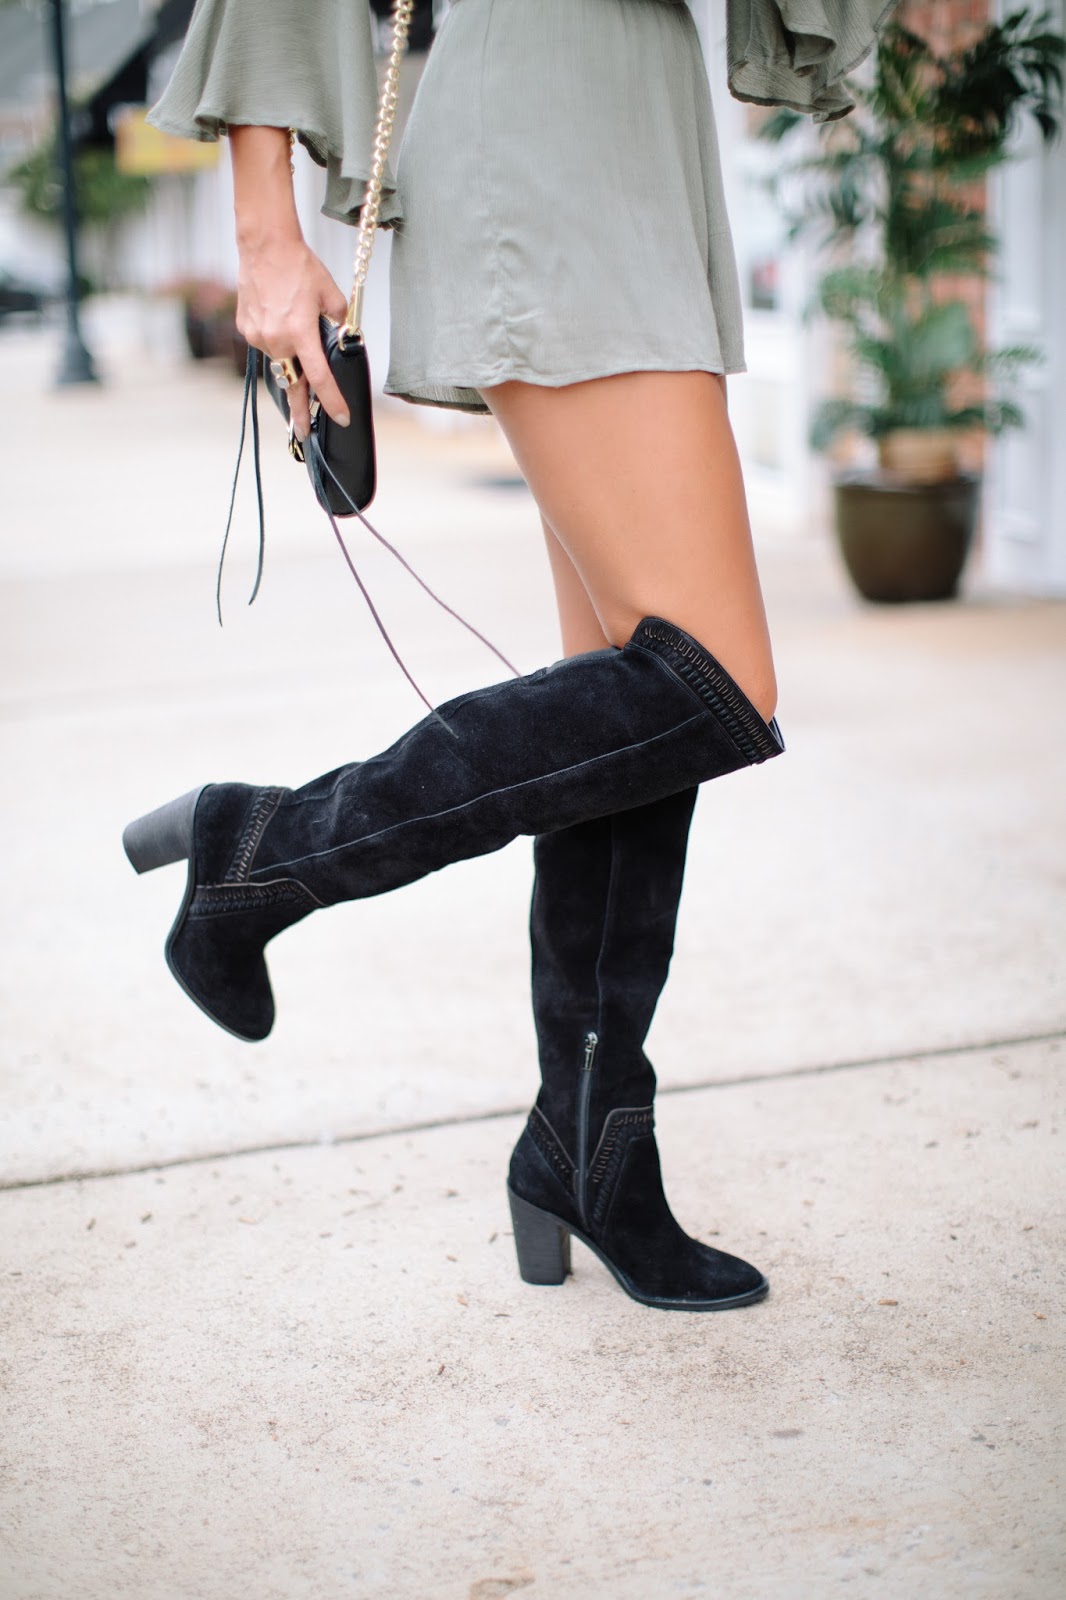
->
[758, 7, 1064, 446]
[812, 264, 886, 321]
[972, 344, 1044, 378]
[809, 398, 880, 451]
[757, 107, 805, 143]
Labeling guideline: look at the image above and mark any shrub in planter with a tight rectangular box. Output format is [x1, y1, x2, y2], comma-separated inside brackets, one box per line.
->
[760, 9, 1064, 601]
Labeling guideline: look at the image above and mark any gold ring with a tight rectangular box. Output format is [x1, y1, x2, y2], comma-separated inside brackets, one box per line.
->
[269, 356, 303, 390]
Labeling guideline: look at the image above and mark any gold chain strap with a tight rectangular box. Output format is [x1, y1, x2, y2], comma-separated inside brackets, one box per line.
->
[344, 0, 415, 343]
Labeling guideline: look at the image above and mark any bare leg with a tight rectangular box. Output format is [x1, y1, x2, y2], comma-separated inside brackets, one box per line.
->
[541, 513, 610, 657]
[487, 370, 777, 723]
[512, 378, 775, 1307]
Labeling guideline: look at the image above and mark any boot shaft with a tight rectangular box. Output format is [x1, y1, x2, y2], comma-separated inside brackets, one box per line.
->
[530, 788, 698, 1159]
[156, 617, 781, 1042]
[229, 619, 780, 907]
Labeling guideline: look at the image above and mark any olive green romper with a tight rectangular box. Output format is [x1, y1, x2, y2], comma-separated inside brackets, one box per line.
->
[151, 0, 896, 414]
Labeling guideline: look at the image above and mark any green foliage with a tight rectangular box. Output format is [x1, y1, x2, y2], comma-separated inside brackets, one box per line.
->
[8, 134, 151, 228]
[760, 9, 1065, 448]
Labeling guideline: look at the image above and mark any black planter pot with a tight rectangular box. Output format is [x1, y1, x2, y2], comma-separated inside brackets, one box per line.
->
[833, 471, 980, 603]
[183, 307, 212, 361]
[183, 306, 240, 363]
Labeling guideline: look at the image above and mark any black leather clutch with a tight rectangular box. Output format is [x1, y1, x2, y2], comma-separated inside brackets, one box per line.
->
[261, 316, 376, 515]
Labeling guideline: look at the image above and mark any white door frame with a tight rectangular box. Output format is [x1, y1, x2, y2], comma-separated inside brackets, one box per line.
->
[985, 0, 1066, 595]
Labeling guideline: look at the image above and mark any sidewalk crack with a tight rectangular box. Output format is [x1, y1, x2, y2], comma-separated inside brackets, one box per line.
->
[1, 1027, 1061, 1194]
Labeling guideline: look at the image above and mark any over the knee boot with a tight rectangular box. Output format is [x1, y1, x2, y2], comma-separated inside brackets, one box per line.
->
[508, 791, 769, 1310]
[123, 617, 782, 1043]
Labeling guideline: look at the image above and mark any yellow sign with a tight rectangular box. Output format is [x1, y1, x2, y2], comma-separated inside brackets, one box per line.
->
[114, 107, 220, 176]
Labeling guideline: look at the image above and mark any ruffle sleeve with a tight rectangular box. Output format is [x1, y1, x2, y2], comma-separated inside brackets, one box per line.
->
[148, 0, 400, 227]
[727, 0, 899, 123]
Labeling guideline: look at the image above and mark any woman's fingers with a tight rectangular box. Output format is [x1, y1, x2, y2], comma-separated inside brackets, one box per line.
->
[284, 373, 313, 441]
[299, 333, 350, 432]
[269, 327, 350, 442]
[297, 265, 351, 432]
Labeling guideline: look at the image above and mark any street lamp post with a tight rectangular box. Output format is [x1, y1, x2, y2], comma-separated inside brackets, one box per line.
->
[49, 0, 98, 386]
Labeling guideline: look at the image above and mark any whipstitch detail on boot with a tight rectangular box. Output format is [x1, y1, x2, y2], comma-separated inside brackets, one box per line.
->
[528, 1107, 575, 1190]
[674, 664, 756, 758]
[636, 622, 780, 763]
[225, 787, 287, 884]
[190, 881, 319, 915]
[589, 1108, 655, 1228]
[589, 1108, 655, 1188]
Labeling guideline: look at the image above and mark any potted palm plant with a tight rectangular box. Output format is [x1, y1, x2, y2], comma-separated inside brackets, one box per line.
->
[760, 9, 1064, 601]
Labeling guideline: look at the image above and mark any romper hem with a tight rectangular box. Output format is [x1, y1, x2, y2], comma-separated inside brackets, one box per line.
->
[384, 357, 748, 415]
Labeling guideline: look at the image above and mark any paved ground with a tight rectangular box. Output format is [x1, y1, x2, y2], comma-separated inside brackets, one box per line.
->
[1, 306, 1063, 1599]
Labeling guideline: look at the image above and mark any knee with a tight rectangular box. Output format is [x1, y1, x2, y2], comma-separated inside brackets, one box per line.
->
[602, 608, 644, 652]
[744, 664, 778, 727]
[709, 652, 777, 726]
[606, 608, 778, 725]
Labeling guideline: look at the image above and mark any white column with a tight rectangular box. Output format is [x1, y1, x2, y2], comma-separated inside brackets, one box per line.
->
[985, 0, 1066, 595]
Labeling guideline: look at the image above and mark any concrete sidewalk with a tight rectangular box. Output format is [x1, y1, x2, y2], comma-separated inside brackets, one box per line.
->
[1, 312, 1064, 1598]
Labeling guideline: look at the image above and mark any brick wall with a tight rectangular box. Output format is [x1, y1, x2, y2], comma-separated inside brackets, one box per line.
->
[896, 0, 993, 465]
[895, 0, 991, 52]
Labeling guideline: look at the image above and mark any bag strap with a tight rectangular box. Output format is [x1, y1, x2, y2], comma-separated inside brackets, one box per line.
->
[342, 0, 415, 345]
[222, 345, 521, 699]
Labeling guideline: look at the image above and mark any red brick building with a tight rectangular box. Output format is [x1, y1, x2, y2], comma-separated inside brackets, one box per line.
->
[875, 2, 1064, 591]
[899, 0, 990, 51]
[697, 0, 1065, 594]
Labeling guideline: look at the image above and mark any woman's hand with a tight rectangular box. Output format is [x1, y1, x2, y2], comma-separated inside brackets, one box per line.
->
[229, 125, 350, 440]
[235, 234, 349, 438]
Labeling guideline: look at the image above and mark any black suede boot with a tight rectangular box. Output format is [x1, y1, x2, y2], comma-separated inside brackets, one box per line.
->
[123, 618, 782, 1043]
[508, 791, 769, 1311]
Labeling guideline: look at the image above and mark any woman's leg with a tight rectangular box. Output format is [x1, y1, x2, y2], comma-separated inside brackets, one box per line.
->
[124, 372, 781, 1048]
[531, 513, 699, 1124]
[487, 370, 777, 723]
[125, 373, 780, 1304]
[540, 514, 611, 657]
[519, 475, 731, 1309]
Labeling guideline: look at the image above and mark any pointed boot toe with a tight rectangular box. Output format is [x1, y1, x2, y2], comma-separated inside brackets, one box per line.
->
[595, 1130, 769, 1310]
[166, 912, 277, 1043]
[677, 1242, 769, 1308]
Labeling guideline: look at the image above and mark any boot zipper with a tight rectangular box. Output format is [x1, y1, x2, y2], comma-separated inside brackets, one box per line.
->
[576, 1030, 598, 1228]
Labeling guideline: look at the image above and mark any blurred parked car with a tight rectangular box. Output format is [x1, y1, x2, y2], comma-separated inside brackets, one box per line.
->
[0, 269, 53, 322]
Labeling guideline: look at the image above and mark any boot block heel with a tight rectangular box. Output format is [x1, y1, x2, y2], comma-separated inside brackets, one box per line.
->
[123, 786, 205, 875]
[507, 1186, 572, 1286]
